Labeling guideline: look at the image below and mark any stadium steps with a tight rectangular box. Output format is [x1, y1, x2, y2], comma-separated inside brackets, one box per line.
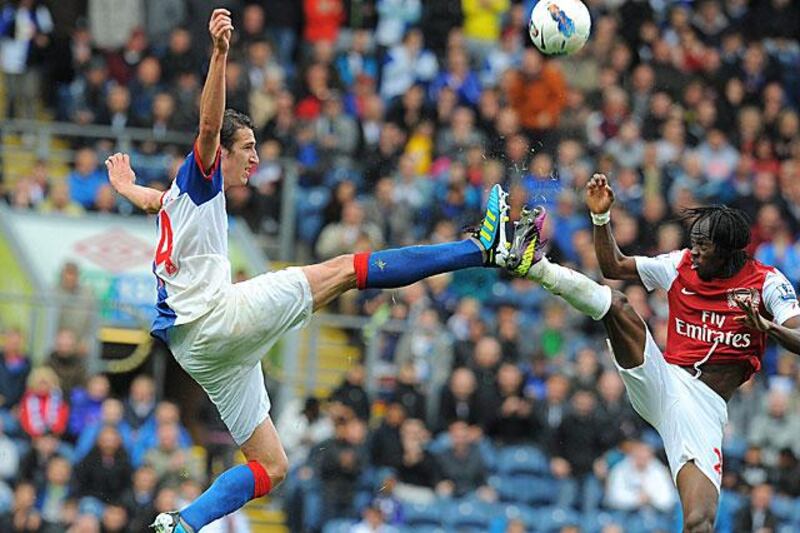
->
[1, 133, 71, 184]
[244, 504, 288, 532]
[295, 324, 361, 399]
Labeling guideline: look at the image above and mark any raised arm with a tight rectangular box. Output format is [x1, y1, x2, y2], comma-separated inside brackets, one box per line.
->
[105, 153, 162, 214]
[586, 173, 640, 281]
[196, 8, 233, 171]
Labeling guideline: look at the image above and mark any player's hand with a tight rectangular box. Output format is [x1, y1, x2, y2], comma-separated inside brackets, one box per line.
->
[105, 153, 135, 193]
[585, 173, 615, 214]
[734, 295, 772, 332]
[209, 8, 233, 54]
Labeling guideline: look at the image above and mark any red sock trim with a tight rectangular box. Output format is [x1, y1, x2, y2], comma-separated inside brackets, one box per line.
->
[354, 252, 371, 290]
[247, 461, 272, 498]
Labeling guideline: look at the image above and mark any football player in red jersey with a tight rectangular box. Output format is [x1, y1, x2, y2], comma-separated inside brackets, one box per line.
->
[506, 173, 800, 532]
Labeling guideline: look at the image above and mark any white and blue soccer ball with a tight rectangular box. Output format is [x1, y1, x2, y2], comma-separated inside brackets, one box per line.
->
[528, 0, 591, 56]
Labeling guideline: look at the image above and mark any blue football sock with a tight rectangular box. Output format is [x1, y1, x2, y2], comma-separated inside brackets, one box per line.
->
[355, 239, 484, 289]
[180, 463, 269, 530]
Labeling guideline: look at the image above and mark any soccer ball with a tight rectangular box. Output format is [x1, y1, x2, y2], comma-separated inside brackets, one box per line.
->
[528, 0, 591, 56]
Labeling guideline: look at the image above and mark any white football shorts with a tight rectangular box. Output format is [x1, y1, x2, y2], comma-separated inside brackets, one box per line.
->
[613, 328, 728, 492]
[167, 267, 313, 445]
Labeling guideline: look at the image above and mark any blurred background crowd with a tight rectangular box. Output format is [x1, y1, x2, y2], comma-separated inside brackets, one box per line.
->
[1, 0, 800, 531]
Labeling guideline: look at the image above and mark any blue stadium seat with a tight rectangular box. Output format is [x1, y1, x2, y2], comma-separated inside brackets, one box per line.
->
[496, 503, 539, 529]
[534, 506, 582, 533]
[322, 519, 357, 533]
[402, 501, 447, 527]
[399, 527, 446, 533]
[624, 511, 673, 533]
[496, 445, 550, 476]
[580, 510, 628, 533]
[491, 474, 557, 506]
[443, 500, 493, 531]
[771, 495, 796, 522]
[716, 489, 744, 533]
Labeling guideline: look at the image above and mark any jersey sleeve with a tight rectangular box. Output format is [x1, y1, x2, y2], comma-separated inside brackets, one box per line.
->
[634, 250, 685, 292]
[174, 144, 223, 205]
[762, 269, 800, 325]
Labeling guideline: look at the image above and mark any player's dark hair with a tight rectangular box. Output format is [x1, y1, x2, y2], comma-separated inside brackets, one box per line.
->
[220, 109, 254, 150]
[681, 205, 751, 276]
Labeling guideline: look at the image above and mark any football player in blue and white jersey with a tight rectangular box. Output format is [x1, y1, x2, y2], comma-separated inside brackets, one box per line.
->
[107, 8, 511, 532]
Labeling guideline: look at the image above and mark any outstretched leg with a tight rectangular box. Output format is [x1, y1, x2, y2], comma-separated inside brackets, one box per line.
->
[677, 462, 717, 533]
[508, 207, 719, 531]
[173, 418, 287, 532]
[303, 184, 509, 310]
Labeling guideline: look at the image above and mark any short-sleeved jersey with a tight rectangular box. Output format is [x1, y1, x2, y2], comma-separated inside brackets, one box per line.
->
[635, 249, 800, 379]
[151, 145, 230, 343]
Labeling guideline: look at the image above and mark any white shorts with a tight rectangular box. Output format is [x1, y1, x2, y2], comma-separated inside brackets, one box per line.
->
[168, 267, 313, 445]
[614, 329, 728, 492]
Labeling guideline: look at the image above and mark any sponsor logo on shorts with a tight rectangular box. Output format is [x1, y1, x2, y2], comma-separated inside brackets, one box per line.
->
[713, 447, 723, 476]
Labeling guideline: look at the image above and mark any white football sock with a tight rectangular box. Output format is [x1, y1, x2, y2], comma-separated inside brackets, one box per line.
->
[528, 257, 612, 320]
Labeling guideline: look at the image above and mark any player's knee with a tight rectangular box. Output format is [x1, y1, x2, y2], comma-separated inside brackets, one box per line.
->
[683, 507, 715, 533]
[608, 290, 631, 316]
[264, 451, 289, 487]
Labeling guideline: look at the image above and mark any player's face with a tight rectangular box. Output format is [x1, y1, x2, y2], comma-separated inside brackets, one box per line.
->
[222, 127, 259, 188]
[690, 219, 726, 281]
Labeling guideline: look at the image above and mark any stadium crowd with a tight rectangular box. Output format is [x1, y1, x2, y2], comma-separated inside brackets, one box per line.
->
[2, 0, 800, 531]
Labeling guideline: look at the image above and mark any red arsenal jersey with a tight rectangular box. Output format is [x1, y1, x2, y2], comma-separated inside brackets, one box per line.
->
[635, 250, 800, 380]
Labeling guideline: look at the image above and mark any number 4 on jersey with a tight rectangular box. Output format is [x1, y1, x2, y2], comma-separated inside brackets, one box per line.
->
[155, 211, 178, 275]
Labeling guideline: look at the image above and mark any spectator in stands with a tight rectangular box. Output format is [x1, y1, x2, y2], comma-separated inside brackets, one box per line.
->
[55, 262, 96, 355]
[0, 417, 18, 483]
[0, 327, 31, 411]
[19, 367, 69, 438]
[316, 200, 384, 260]
[276, 396, 334, 469]
[748, 389, 800, 467]
[395, 417, 437, 503]
[38, 181, 84, 217]
[734, 483, 778, 533]
[397, 308, 454, 408]
[74, 425, 132, 504]
[741, 445, 773, 488]
[330, 364, 371, 421]
[318, 417, 368, 524]
[369, 400, 407, 470]
[124, 465, 159, 532]
[98, 85, 133, 132]
[302, 0, 345, 47]
[0, 0, 53, 119]
[505, 49, 567, 137]
[605, 440, 676, 514]
[100, 502, 129, 533]
[462, 0, 509, 62]
[132, 400, 192, 467]
[380, 28, 438, 101]
[67, 373, 109, 438]
[534, 373, 571, 448]
[74, 398, 131, 463]
[124, 375, 156, 431]
[550, 389, 606, 513]
[314, 91, 360, 167]
[429, 47, 481, 107]
[595, 370, 641, 445]
[39, 455, 72, 529]
[46, 328, 86, 395]
[436, 366, 480, 432]
[434, 420, 493, 500]
[487, 363, 537, 444]
[362, 177, 415, 247]
[143, 422, 204, 488]
[68, 148, 107, 210]
[0, 481, 41, 532]
[393, 362, 427, 422]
